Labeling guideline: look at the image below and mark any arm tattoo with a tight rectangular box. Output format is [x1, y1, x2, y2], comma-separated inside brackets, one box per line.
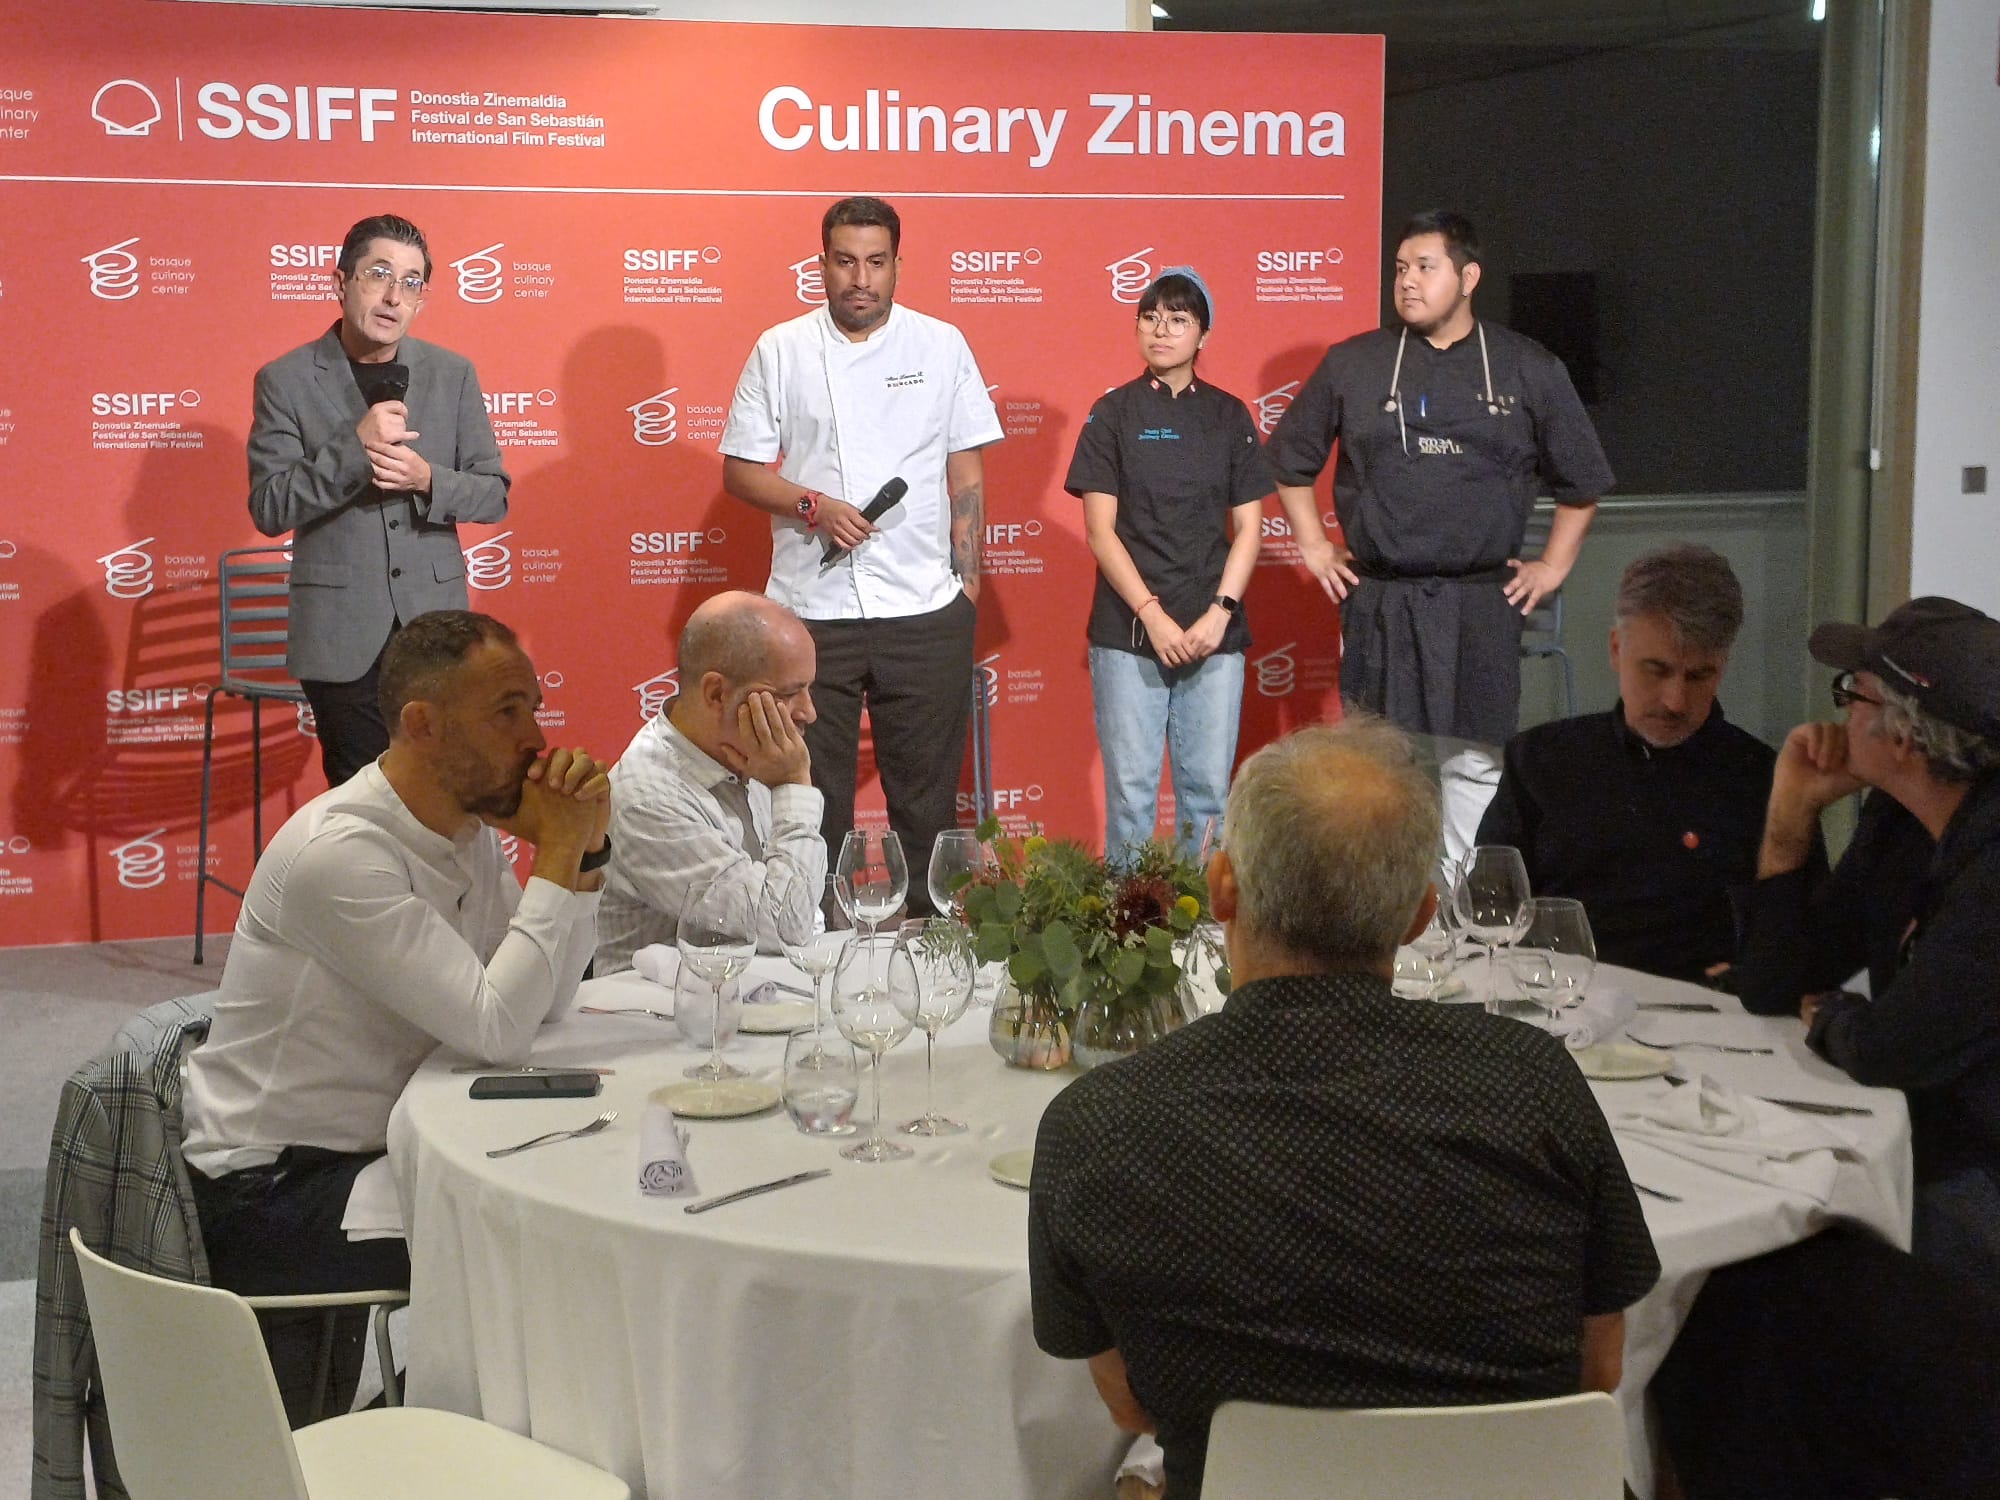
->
[950, 480, 984, 582]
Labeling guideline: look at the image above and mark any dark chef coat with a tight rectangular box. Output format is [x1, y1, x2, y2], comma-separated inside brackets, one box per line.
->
[1266, 322, 1613, 742]
[1065, 371, 1274, 660]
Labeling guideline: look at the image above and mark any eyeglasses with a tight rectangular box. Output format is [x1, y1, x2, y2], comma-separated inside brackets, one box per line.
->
[1830, 671, 1883, 711]
[350, 264, 427, 297]
[1137, 312, 1200, 336]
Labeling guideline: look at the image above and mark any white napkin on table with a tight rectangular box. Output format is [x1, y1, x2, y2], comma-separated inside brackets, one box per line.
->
[1117, 1434, 1165, 1487]
[1614, 1073, 1853, 1204]
[633, 943, 679, 988]
[1549, 983, 1637, 1050]
[638, 1103, 698, 1199]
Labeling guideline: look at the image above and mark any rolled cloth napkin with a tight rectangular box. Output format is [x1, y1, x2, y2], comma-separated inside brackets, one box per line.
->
[633, 944, 678, 987]
[1614, 1073, 1852, 1203]
[638, 1103, 697, 1198]
[1549, 982, 1637, 1050]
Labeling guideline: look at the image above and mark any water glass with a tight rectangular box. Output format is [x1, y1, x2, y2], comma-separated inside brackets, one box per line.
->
[891, 917, 974, 1135]
[782, 1029, 857, 1136]
[1514, 897, 1596, 1030]
[830, 933, 914, 1162]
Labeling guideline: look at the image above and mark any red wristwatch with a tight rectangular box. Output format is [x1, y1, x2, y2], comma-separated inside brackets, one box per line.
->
[797, 490, 822, 529]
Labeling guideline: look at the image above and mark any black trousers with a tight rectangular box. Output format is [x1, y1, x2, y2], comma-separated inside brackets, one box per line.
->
[189, 1148, 411, 1427]
[300, 633, 394, 786]
[1652, 1227, 2000, 1500]
[804, 593, 976, 918]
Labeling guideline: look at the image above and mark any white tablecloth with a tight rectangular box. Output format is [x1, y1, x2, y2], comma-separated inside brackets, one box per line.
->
[389, 961, 1910, 1500]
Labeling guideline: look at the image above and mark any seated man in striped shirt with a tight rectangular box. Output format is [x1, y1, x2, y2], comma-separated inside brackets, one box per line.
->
[595, 591, 827, 974]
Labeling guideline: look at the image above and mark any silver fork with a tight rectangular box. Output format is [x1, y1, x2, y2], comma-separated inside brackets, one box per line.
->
[487, 1109, 619, 1158]
[579, 1005, 675, 1022]
[1627, 1034, 1773, 1055]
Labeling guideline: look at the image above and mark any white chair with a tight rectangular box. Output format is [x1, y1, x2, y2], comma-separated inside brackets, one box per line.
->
[1203, 1392, 1626, 1500]
[69, 1228, 631, 1500]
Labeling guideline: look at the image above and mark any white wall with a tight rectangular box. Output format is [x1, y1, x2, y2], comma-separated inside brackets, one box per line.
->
[1909, 0, 2000, 612]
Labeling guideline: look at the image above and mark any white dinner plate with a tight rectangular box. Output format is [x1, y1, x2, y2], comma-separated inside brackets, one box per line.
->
[650, 1080, 782, 1119]
[988, 1149, 1034, 1191]
[738, 1000, 817, 1034]
[1570, 1043, 1674, 1081]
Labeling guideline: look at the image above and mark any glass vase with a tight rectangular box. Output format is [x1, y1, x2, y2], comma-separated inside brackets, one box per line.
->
[1071, 990, 1174, 1071]
[988, 981, 1072, 1070]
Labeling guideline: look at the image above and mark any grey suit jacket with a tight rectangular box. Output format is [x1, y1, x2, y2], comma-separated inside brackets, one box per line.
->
[247, 323, 510, 683]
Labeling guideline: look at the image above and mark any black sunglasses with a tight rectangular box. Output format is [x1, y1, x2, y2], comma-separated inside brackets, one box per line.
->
[1830, 671, 1884, 711]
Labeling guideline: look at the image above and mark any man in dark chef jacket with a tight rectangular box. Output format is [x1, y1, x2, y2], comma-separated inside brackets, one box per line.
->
[1267, 210, 1614, 858]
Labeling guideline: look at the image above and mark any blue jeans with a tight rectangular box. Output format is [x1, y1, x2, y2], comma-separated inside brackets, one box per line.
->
[1090, 646, 1245, 860]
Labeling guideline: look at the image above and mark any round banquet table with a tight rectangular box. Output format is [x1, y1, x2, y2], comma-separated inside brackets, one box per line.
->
[388, 960, 1911, 1500]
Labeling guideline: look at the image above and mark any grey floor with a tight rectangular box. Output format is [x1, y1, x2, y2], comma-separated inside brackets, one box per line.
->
[3, 934, 236, 1500]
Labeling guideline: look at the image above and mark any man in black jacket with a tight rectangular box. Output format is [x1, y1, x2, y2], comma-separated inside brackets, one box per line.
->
[1478, 545, 1791, 985]
[1736, 596, 2000, 1279]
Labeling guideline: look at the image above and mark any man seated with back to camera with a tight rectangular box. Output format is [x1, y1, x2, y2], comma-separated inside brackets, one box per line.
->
[1734, 596, 2000, 1281]
[595, 591, 828, 976]
[1478, 544, 1816, 987]
[179, 609, 610, 1422]
[1028, 718, 1659, 1500]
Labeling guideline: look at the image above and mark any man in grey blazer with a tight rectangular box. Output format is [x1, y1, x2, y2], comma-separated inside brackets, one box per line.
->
[248, 213, 510, 784]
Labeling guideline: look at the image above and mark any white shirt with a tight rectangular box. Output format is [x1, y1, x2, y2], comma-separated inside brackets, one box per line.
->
[720, 302, 1003, 621]
[182, 762, 599, 1175]
[595, 706, 828, 975]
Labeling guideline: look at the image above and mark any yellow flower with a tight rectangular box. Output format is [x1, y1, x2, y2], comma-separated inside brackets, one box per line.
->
[1174, 895, 1200, 921]
[1079, 896, 1106, 916]
[1023, 835, 1048, 857]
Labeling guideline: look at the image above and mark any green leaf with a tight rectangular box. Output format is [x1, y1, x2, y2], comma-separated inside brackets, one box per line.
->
[1143, 925, 1176, 959]
[974, 921, 1014, 965]
[1042, 921, 1083, 981]
[1008, 947, 1047, 987]
[994, 882, 1024, 921]
[975, 815, 1002, 843]
[1109, 948, 1146, 989]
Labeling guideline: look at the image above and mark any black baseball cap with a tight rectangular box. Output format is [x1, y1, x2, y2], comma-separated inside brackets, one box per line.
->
[1809, 596, 2000, 741]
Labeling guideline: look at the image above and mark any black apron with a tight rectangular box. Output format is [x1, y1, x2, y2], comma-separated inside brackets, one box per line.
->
[1339, 344, 1529, 743]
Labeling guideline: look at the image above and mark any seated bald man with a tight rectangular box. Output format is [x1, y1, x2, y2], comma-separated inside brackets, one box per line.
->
[596, 591, 828, 973]
[1028, 718, 1659, 1500]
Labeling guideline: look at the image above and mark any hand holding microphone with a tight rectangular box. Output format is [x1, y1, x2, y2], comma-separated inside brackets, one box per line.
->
[819, 476, 907, 570]
[353, 361, 429, 491]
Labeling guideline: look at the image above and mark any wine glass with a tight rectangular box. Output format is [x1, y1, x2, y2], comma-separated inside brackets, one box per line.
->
[1392, 946, 1448, 1000]
[829, 933, 914, 1162]
[769, 869, 848, 1049]
[927, 829, 986, 920]
[677, 876, 756, 1081]
[836, 828, 908, 938]
[1513, 897, 1596, 1030]
[890, 918, 974, 1135]
[783, 1028, 857, 1136]
[1452, 845, 1532, 1017]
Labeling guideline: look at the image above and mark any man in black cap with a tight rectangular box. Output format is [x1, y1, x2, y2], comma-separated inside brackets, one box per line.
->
[1735, 596, 2000, 1278]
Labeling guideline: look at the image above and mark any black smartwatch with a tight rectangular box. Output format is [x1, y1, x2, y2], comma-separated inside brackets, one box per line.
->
[579, 836, 613, 873]
[1212, 594, 1240, 614]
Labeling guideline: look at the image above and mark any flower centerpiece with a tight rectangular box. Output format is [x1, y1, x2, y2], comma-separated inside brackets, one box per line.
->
[956, 817, 1228, 1070]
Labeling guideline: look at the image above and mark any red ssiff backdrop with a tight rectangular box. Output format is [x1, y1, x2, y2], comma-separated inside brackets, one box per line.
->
[0, 2, 1381, 946]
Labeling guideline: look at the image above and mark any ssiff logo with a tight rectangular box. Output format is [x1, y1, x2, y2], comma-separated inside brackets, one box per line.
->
[789, 255, 824, 304]
[92, 80, 161, 136]
[1255, 381, 1301, 435]
[1253, 642, 1297, 698]
[97, 537, 156, 599]
[83, 237, 142, 300]
[463, 531, 514, 591]
[1105, 247, 1155, 304]
[110, 828, 168, 890]
[628, 388, 679, 445]
[452, 243, 505, 304]
[635, 667, 679, 721]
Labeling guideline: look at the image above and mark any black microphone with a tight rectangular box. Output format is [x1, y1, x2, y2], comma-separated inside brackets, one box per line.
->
[355, 362, 410, 407]
[820, 476, 908, 569]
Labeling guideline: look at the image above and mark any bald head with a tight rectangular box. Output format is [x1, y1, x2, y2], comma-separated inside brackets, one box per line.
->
[679, 591, 811, 684]
[1222, 718, 1440, 967]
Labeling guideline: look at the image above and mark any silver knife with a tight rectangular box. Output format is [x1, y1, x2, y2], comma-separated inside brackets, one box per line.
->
[450, 1064, 615, 1075]
[1638, 1002, 1720, 1012]
[1759, 1097, 1875, 1117]
[684, 1168, 832, 1214]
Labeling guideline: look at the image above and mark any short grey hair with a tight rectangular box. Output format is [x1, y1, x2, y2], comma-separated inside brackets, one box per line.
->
[1222, 717, 1440, 966]
[1614, 544, 1745, 654]
[1874, 679, 2000, 784]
